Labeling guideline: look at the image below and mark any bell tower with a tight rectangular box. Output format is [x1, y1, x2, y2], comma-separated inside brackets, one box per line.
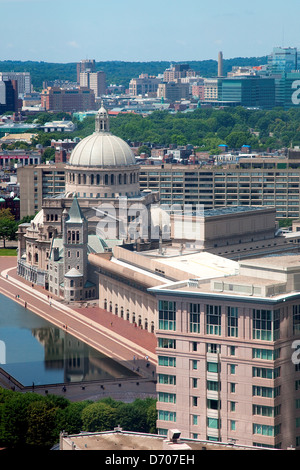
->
[63, 196, 88, 301]
[95, 103, 110, 133]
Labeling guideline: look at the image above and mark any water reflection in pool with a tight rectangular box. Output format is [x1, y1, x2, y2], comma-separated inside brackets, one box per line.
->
[0, 294, 136, 386]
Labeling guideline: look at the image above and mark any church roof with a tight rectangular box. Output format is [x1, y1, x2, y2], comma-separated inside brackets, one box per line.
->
[68, 106, 136, 168]
[65, 268, 83, 278]
[66, 196, 86, 224]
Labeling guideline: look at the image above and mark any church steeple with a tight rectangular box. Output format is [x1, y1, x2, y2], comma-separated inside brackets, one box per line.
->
[95, 102, 110, 133]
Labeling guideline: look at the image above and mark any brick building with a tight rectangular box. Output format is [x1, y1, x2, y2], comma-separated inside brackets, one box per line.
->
[41, 87, 96, 112]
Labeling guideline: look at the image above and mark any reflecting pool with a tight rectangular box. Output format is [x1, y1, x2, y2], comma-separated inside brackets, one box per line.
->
[0, 294, 136, 386]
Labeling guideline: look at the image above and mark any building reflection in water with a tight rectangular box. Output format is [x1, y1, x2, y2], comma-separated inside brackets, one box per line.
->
[32, 327, 137, 383]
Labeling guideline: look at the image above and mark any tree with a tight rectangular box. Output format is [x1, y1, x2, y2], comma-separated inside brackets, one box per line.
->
[0, 208, 18, 248]
[26, 400, 58, 448]
[81, 401, 118, 432]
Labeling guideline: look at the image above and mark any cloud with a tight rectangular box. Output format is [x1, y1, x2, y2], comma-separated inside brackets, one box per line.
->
[67, 41, 80, 49]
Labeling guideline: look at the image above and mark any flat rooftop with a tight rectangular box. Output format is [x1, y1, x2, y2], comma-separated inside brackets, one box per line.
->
[61, 429, 268, 451]
[154, 251, 238, 279]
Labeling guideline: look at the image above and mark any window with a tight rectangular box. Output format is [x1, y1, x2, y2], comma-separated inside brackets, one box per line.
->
[253, 367, 281, 379]
[227, 306, 238, 337]
[158, 300, 176, 331]
[253, 424, 281, 437]
[192, 378, 198, 388]
[207, 362, 219, 373]
[158, 338, 176, 349]
[207, 381, 220, 392]
[207, 399, 220, 410]
[206, 305, 221, 335]
[190, 303, 200, 333]
[207, 417, 220, 429]
[158, 374, 176, 385]
[158, 392, 176, 403]
[253, 405, 279, 417]
[158, 356, 176, 367]
[158, 410, 176, 422]
[253, 386, 281, 398]
[293, 305, 300, 334]
[253, 348, 279, 360]
[253, 309, 280, 341]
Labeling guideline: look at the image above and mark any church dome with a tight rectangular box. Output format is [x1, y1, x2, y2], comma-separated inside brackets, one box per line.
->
[68, 106, 136, 168]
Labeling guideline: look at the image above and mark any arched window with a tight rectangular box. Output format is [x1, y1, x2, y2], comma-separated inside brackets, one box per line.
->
[97, 174, 100, 185]
[124, 174, 127, 184]
[119, 174, 122, 184]
[78, 174, 81, 184]
[91, 174, 94, 185]
[105, 174, 108, 185]
[111, 174, 114, 185]
[83, 174, 86, 185]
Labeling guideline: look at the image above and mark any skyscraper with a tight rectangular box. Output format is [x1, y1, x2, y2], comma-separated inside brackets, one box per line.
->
[268, 47, 299, 75]
[76, 59, 96, 84]
[79, 70, 107, 97]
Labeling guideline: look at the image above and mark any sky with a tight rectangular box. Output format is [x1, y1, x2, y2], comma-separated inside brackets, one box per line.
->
[1, 0, 300, 63]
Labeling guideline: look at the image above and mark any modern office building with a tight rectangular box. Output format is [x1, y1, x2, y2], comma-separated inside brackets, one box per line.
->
[217, 76, 276, 109]
[151, 252, 300, 448]
[0, 80, 18, 113]
[268, 47, 300, 75]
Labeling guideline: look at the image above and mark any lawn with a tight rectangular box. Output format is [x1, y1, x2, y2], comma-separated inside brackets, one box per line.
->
[0, 248, 17, 256]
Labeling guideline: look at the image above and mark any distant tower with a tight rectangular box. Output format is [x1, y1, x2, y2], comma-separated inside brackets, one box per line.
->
[218, 51, 224, 77]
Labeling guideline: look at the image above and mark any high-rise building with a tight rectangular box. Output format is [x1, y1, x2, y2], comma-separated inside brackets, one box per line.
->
[0, 72, 31, 97]
[79, 71, 106, 97]
[152, 251, 300, 448]
[0, 80, 18, 113]
[268, 47, 299, 75]
[76, 59, 96, 84]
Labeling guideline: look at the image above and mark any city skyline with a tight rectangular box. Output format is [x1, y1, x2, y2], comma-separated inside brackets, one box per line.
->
[1, 0, 300, 63]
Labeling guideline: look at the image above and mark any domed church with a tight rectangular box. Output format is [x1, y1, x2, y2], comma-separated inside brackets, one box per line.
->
[17, 106, 159, 302]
